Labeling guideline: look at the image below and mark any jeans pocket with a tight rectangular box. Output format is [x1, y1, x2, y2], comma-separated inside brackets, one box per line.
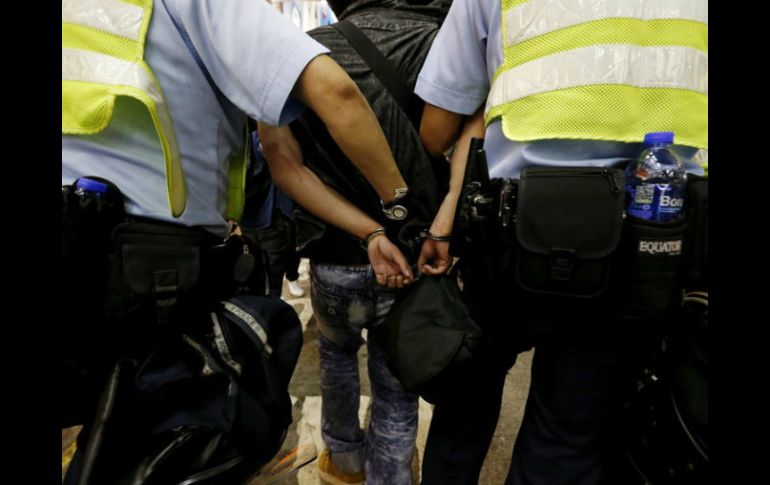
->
[310, 281, 349, 323]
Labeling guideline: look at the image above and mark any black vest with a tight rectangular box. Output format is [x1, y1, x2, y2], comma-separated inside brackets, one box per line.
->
[290, 0, 450, 264]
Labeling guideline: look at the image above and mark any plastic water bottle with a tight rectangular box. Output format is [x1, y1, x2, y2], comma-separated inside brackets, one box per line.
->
[625, 132, 686, 222]
[74, 177, 109, 200]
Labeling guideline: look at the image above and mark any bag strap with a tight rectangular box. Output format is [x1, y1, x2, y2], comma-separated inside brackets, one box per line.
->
[160, 0, 228, 108]
[221, 301, 273, 355]
[332, 20, 421, 128]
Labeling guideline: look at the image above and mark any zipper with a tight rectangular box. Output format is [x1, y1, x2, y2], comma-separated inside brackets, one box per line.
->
[210, 312, 242, 376]
[525, 168, 621, 194]
[601, 169, 621, 194]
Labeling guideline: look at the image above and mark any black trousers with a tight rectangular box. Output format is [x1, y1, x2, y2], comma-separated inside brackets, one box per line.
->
[420, 254, 641, 485]
[421, 337, 637, 485]
[507, 342, 635, 485]
[421, 358, 509, 485]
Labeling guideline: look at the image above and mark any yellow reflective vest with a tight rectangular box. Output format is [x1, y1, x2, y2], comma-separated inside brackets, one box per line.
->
[62, 0, 248, 220]
[485, 0, 708, 149]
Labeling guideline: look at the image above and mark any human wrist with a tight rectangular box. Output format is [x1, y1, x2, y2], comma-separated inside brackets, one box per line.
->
[364, 227, 386, 247]
[420, 229, 452, 241]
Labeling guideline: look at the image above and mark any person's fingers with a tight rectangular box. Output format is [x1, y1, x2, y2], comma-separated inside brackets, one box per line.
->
[375, 272, 386, 286]
[417, 250, 428, 273]
[422, 264, 443, 275]
[422, 264, 438, 275]
[417, 242, 435, 276]
[393, 250, 413, 281]
[379, 237, 413, 281]
[421, 257, 450, 276]
[395, 274, 404, 289]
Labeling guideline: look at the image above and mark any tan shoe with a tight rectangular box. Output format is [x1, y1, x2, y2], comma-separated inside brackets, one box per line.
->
[317, 449, 365, 485]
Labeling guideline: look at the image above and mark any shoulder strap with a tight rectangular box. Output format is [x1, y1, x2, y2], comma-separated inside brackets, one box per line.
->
[160, 0, 228, 108]
[332, 20, 421, 128]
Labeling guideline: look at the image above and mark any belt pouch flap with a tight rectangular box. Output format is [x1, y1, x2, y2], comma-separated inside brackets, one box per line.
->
[116, 222, 203, 296]
[105, 222, 208, 322]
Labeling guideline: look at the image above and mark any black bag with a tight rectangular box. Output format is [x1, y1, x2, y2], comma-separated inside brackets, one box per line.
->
[612, 214, 687, 322]
[374, 274, 484, 404]
[64, 295, 303, 485]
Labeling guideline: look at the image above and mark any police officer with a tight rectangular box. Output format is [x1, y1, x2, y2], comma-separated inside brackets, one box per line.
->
[414, 0, 708, 483]
[61, 0, 413, 479]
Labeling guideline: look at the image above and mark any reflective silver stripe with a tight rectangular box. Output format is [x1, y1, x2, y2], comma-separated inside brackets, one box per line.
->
[62, 0, 144, 41]
[505, 0, 708, 46]
[683, 291, 708, 307]
[62, 47, 182, 189]
[182, 335, 215, 376]
[63, 47, 161, 103]
[486, 44, 708, 117]
[222, 302, 273, 355]
[210, 313, 242, 376]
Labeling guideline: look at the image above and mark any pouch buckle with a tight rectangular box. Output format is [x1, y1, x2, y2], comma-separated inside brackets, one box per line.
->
[153, 269, 179, 324]
[549, 248, 576, 281]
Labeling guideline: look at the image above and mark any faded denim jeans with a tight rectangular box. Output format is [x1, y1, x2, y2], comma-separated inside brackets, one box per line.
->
[310, 262, 418, 485]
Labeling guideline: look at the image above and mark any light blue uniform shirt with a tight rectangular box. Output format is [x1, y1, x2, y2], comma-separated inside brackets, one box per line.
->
[62, 0, 329, 236]
[414, 0, 702, 179]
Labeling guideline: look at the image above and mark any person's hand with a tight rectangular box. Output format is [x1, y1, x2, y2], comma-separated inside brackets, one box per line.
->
[418, 238, 451, 275]
[367, 234, 414, 288]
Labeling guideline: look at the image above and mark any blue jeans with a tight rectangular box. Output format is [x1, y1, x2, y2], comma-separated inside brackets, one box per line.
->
[310, 263, 418, 485]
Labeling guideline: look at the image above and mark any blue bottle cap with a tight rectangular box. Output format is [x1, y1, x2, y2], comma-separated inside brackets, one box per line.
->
[75, 177, 109, 194]
[643, 132, 675, 145]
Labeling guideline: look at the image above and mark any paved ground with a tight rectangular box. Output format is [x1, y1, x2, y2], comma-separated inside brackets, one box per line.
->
[61, 260, 534, 484]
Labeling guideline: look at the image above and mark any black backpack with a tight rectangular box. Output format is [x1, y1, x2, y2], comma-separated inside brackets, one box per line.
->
[64, 295, 303, 485]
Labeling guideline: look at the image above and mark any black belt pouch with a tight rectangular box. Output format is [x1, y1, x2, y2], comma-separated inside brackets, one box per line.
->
[105, 221, 213, 327]
[514, 167, 625, 298]
[613, 214, 687, 322]
[682, 174, 708, 291]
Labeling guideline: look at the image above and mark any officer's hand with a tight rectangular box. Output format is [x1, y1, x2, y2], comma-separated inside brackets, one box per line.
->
[418, 239, 451, 275]
[368, 235, 413, 288]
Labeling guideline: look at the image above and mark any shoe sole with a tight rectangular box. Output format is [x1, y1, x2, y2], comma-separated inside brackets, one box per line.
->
[317, 467, 364, 485]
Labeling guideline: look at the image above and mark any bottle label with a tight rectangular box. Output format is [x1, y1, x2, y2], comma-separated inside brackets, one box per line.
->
[626, 183, 684, 222]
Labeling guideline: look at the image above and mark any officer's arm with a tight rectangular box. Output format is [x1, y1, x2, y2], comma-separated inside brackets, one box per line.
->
[258, 122, 413, 287]
[291, 54, 406, 204]
[420, 103, 465, 158]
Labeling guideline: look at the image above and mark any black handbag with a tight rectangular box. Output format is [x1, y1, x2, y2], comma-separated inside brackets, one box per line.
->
[374, 273, 484, 404]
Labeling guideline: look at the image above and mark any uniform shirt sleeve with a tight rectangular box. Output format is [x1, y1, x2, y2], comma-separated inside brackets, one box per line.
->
[414, 0, 490, 115]
[168, 0, 330, 126]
